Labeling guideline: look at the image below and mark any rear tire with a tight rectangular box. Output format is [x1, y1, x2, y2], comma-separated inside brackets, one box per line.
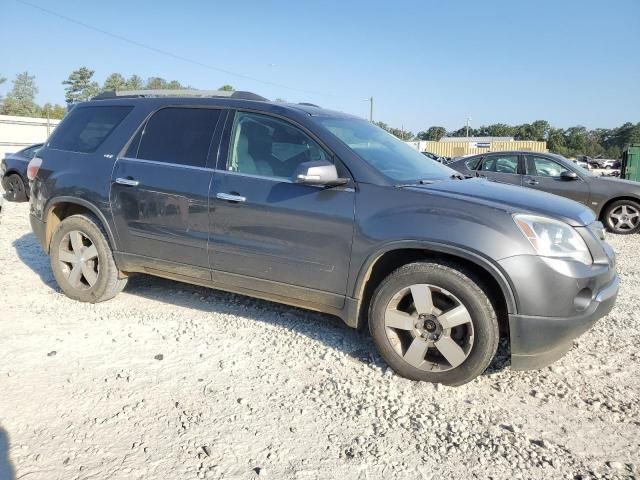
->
[369, 261, 499, 386]
[603, 199, 640, 235]
[50, 213, 127, 302]
[5, 174, 28, 202]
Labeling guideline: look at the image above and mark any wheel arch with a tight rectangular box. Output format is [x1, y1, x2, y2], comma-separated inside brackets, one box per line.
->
[598, 195, 640, 221]
[43, 197, 117, 253]
[351, 242, 517, 332]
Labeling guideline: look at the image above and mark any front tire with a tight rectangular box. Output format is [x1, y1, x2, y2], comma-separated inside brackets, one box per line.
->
[5, 174, 28, 202]
[603, 199, 640, 235]
[50, 213, 127, 302]
[369, 262, 499, 386]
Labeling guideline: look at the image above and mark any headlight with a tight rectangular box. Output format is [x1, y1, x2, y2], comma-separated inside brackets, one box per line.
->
[513, 214, 592, 265]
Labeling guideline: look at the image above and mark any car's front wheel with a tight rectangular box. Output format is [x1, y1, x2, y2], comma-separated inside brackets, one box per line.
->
[369, 262, 499, 386]
[50, 213, 127, 302]
[603, 199, 640, 235]
[5, 174, 28, 201]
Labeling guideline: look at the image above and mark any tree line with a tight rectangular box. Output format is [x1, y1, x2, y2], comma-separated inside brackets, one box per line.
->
[376, 120, 640, 159]
[0, 67, 235, 120]
[1, 67, 637, 158]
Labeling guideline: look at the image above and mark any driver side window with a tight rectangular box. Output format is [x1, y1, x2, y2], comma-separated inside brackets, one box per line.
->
[227, 112, 330, 179]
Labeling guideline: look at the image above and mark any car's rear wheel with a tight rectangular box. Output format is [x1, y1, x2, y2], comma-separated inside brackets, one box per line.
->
[603, 199, 640, 235]
[5, 174, 28, 201]
[50, 213, 127, 302]
[369, 262, 499, 386]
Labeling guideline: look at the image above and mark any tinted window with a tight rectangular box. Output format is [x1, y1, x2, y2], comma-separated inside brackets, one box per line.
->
[21, 145, 42, 159]
[49, 106, 132, 153]
[481, 154, 519, 174]
[528, 156, 569, 177]
[465, 156, 483, 170]
[137, 107, 221, 167]
[228, 112, 329, 179]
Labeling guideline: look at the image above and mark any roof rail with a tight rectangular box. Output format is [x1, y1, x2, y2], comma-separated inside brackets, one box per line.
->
[298, 102, 321, 108]
[91, 89, 268, 101]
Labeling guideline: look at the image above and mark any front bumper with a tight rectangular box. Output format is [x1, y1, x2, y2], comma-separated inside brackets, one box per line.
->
[509, 274, 619, 370]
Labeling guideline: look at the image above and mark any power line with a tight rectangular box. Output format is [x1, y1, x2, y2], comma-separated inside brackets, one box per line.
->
[16, 0, 361, 100]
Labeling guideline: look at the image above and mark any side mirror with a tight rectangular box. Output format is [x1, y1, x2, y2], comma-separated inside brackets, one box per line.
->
[560, 170, 578, 181]
[293, 161, 348, 186]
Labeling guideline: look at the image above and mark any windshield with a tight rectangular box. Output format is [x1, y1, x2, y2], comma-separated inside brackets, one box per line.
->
[317, 117, 457, 182]
[549, 153, 593, 177]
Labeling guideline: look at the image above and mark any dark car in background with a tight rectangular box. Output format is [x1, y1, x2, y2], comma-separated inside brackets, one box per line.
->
[27, 91, 618, 385]
[449, 151, 640, 234]
[1, 143, 43, 201]
[422, 151, 449, 164]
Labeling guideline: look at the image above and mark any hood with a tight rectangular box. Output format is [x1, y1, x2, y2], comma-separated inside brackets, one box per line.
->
[407, 178, 596, 226]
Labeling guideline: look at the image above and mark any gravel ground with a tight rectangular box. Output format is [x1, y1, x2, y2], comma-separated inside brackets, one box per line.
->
[0, 200, 638, 480]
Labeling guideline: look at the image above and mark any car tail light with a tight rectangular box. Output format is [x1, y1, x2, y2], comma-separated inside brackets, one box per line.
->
[27, 156, 42, 181]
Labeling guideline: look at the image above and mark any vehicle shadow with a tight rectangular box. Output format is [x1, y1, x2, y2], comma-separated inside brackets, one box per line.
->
[12, 232, 509, 377]
[12, 233, 58, 290]
[0, 427, 15, 480]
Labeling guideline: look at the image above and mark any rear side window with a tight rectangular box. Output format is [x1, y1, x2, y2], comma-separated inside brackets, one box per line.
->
[480, 154, 519, 174]
[49, 106, 133, 153]
[136, 107, 221, 168]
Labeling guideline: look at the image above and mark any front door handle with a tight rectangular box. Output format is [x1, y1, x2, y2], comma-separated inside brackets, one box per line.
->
[216, 192, 246, 203]
[115, 177, 139, 187]
[526, 178, 539, 186]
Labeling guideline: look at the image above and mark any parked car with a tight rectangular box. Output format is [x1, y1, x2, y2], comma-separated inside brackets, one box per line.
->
[572, 159, 590, 170]
[1, 143, 43, 201]
[421, 151, 449, 164]
[602, 159, 621, 170]
[28, 91, 618, 385]
[449, 151, 640, 234]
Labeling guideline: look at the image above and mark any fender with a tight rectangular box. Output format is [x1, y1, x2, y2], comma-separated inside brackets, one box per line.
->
[44, 196, 119, 251]
[352, 240, 518, 314]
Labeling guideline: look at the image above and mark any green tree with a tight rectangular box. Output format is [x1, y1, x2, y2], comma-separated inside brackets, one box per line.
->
[63, 67, 100, 103]
[103, 73, 126, 92]
[41, 103, 67, 119]
[565, 126, 589, 155]
[124, 75, 144, 90]
[218, 84, 234, 91]
[547, 128, 568, 155]
[145, 77, 168, 89]
[2, 71, 40, 117]
[417, 126, 446, 141]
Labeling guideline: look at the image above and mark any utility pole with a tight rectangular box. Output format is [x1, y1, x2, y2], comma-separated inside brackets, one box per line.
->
[465, 116, 471, 138]
[368, 96, 373, 122]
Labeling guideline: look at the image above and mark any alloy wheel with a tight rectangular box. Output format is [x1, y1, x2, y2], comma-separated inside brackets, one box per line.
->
[384, 284, 474, 372]
[8, 176, 24, 199]
[609, 204, 640, 232]
[58, 230, 100, 289]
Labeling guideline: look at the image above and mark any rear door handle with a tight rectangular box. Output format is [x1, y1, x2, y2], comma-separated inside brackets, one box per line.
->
[115, 177, 139, 187]
[526, 178, 539, 186]
[216, 192, 246, 203]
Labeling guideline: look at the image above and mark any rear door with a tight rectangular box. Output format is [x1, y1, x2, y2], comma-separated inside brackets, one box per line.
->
[110, 106, 223, 280]
[523, 154, 590, 205]
[208, 110, 355, 307]
[476, 153, 522, 186]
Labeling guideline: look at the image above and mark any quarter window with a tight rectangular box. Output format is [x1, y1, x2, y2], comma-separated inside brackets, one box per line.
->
[528, 156, 569, 177]
[480, 154, 519, 174]
[227, 112, 329, 179]
[49, 106, 133, 153]
[136, 107, 221, 167]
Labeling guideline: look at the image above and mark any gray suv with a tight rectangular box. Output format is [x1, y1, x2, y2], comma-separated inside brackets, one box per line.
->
[27, 91, 619, 385]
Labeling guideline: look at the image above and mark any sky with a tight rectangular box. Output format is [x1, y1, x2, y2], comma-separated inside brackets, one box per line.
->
[2, 0, 639, 133]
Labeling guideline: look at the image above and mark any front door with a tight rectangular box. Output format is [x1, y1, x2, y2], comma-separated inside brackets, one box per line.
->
[523, 154, 590, 205]
[475, 153, 522, 186]
[110, 106, 223, 280]
[208, 111, 355, 307]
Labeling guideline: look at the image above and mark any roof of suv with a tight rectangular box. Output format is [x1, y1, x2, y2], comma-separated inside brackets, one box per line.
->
[87, 90, 358, 120]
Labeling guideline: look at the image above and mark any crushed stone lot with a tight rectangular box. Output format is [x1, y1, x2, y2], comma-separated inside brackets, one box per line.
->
[0, 200, 638, 480]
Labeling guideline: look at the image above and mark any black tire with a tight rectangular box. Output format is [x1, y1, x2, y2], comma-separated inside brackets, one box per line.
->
[5, 174, 28, 202]
[603, 199, 640, 235]
[50, 213, 127, 302]
[369, 262, 499, 386]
